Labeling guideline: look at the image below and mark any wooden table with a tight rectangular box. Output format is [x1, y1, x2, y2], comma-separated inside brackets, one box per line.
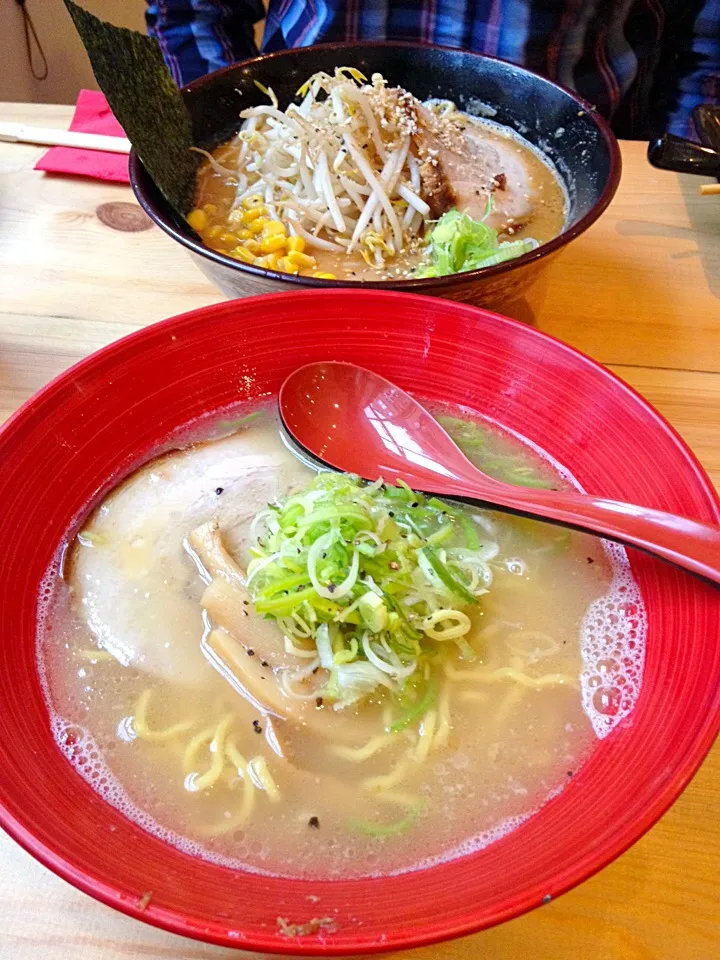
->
[1, 101, 719, 960]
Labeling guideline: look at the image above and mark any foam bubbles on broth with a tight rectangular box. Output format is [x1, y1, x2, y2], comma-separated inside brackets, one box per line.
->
[36, 407, 646, 879]
[580, 543, 646, 737]
[472, 410, 647, 739]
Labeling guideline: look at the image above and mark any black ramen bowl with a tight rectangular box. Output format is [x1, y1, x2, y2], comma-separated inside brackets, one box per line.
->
[131, 42, 621, 306]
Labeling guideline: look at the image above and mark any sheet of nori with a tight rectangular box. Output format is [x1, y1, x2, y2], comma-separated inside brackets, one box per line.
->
[63, 0, 199, 215]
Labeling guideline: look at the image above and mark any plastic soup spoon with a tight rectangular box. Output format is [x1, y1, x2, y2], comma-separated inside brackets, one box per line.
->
[279, 361, 720, 585]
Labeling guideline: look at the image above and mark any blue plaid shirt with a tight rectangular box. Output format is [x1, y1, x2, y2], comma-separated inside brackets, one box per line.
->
[145, 0, 720, 139]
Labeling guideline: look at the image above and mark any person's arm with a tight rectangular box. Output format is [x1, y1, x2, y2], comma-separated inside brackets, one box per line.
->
[651, 0, 720, 137]
[145, 0, 265, 87]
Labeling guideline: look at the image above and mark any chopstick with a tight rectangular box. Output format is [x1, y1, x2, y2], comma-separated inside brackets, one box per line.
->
[699, 183, 720, 195]
[0, 122, 131, 154]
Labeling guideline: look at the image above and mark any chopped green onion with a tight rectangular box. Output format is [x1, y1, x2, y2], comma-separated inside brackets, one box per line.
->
[460, 515, 480, 550]
[358, 592, 388, 632]
[248, 473, 497, 708]
[504, 474, 555, 489]
[350, 804, 423, 838]
[217, 410, 262, 432]
[389, 678, 437, 733]
[420, 546, 477, 606]
[414, 206, 538, 279]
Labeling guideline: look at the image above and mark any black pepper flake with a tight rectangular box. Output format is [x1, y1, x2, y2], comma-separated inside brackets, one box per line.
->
[247, 648, 255, 657]
[243, 600, 249, 605]
[242, 609, 249, 617]
[261, 660, 269, 668]
[312, 666, 319, 674]
[315, 697, 324, 708]
[542, 894, 552, 904]
[215, 487, 224, 495]
[327, 583, 336, 593]
[586, 557, 594, 564]
[411, 502, 418, 508]
[253, 719, 262, 734]
[308, 816, 320, 828]
[567, 770, 574, 777]
[388, 511, 394, 518]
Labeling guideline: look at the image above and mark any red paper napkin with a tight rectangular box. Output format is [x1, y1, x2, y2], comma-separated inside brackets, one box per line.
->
[35, 89, 131, 183]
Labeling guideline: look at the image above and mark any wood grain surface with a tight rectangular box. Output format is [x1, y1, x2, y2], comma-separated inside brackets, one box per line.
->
[1, 102, 719, 960]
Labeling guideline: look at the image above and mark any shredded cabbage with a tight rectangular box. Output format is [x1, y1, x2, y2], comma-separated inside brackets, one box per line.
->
[414, 205, 538, 278]
[247, 473, 498, 707]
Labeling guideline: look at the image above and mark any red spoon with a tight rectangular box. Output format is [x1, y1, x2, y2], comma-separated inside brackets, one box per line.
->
[279, 361, 720, 585]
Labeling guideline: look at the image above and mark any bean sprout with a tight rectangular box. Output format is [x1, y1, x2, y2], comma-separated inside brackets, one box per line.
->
[228, 68, 428, 270]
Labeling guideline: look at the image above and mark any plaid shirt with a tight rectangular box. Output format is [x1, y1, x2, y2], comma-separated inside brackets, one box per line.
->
[145, 0, 720, 138]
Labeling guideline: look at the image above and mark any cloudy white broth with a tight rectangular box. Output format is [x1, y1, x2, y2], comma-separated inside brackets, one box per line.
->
[38, 408, 645, 878]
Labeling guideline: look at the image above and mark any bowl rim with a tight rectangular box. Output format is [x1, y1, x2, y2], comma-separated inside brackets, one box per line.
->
[130, 40, 622, 290]
[0, 289, 718, 955]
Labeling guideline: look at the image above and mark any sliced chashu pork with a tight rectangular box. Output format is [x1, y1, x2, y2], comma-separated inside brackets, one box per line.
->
[190, 520, 380, 750]
[413, 104, 536, 230]
[71, 422, 311, 688]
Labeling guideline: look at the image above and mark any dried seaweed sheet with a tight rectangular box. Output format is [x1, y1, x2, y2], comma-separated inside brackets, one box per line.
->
[63, 0, 199, 214]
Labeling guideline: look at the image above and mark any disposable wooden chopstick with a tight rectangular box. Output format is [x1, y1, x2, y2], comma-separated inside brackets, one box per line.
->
[0, 122, 131, 154]
[698, 183, 720, 196]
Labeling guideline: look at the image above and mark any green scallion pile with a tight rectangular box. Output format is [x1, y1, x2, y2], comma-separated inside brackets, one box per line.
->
[247, 472, 499, 710]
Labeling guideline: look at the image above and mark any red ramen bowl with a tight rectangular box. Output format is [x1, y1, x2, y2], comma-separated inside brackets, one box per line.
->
[0, 290, 718, 954]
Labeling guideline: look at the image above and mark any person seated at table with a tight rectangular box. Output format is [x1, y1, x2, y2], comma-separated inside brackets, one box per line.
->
[145, 0, 720, 140]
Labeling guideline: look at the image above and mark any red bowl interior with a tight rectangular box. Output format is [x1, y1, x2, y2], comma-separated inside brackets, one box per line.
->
[0, 290, 719, 955]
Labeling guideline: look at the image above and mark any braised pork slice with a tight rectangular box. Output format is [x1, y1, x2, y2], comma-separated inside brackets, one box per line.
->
[413, 105, 536, 231]
[71, 424, 310, 688]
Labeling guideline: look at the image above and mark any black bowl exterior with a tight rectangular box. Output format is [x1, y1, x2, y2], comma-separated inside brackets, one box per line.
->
[184, 245, 561, 304]
[131, 42, 620, 305]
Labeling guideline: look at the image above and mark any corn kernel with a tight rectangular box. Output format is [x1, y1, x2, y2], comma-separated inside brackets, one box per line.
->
[217, 231, 239, 248]
[242, 194, 264, 209]
[287, 236, 306, 253]
[247, 218, 267, 235]
[229, 246, 256, 264]
[259, 234, 287, 254]
[287, 250, 316, 269]
[242, 206, 266, 223]
[235, 228, 252, 241]
[202, 203, 217, 216]
[262, 220, 286, 237]
[276, 256, 300, 275]
[256, 252, 281, 270]
[186, 208, 208, 231]
[203, 224, 224, 240]
[243, 239, 260, 254]
[313, 272, 337, 280]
